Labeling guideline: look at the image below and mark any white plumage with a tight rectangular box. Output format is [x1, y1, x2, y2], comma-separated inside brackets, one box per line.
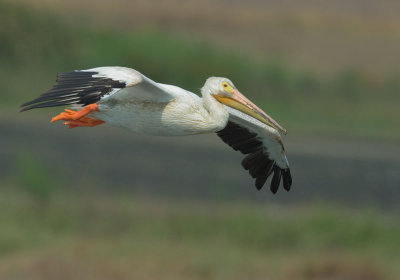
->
[21, 66, 292, 193]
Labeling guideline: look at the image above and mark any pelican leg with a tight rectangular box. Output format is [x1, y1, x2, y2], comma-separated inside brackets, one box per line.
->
[64, 117, 104, 129]
[51, 104, 104, 128]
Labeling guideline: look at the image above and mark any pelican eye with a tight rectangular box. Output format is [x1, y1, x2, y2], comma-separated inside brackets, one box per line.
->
[222, 82, 232, 92]
[222, 82, 233, 93]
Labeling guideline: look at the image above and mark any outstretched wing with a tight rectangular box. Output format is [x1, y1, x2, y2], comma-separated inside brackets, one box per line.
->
[217, 107, 292, 193]
[20, 66, 176, 112]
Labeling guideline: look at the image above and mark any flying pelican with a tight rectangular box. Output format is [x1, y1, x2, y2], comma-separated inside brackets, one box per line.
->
[20, 67, 292, 193]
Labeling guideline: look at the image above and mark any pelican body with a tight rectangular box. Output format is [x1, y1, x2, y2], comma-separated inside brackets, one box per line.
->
[21, 67, 292, 193]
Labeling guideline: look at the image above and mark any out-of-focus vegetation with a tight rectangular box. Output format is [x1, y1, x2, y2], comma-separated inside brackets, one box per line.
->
[1, 1, 399, 139]
[0, 189, 399, 280]
[10, 0, 400, 79]
[1, 1, 400, 279]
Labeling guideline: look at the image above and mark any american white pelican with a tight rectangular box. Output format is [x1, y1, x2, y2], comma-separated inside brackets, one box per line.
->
[21, 67, 292, 193]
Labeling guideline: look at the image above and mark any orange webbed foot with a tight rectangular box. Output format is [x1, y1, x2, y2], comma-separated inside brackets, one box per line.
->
[51, 109, 76, 122]
[64, 117, 104, 129]
[51, 104, 99, 123]
[51, 104, 104, 128]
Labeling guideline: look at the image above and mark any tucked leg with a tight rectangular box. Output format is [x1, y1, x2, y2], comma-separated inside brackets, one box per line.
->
[51, 104, 104, 128]
[51, 104, 100, 122]
[64, 117, 104, 128]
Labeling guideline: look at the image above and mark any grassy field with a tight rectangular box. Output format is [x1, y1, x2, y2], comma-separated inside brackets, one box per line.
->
[0, 189, 399, 280]
[1, 1, 399, 139]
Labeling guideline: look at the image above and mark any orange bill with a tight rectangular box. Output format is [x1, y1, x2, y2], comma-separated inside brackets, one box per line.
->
[214, 90, 287, 135]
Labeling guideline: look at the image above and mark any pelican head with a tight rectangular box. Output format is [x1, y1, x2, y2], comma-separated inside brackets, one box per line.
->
[202, 77, 287, 134]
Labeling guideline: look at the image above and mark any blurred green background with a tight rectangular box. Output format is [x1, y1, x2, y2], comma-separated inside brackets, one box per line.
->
[1, 0, 400, 279]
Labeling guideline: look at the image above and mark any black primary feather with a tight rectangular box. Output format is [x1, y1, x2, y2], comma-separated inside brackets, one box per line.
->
[270, 167, 282, 194]
[20, 71, 126, 112]
[217, 121, 292, 193]
[282, 169, 292, 191]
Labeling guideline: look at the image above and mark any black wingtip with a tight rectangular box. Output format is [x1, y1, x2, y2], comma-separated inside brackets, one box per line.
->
[19, 101, 40, 112]
[282, 169, 292, 191]
[270, 167, 282, 194]
[216, 120, 292, 194]
[255, 179, 264, 190]
[19, 70, 126, 113]
[19, 101, 33, 112]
